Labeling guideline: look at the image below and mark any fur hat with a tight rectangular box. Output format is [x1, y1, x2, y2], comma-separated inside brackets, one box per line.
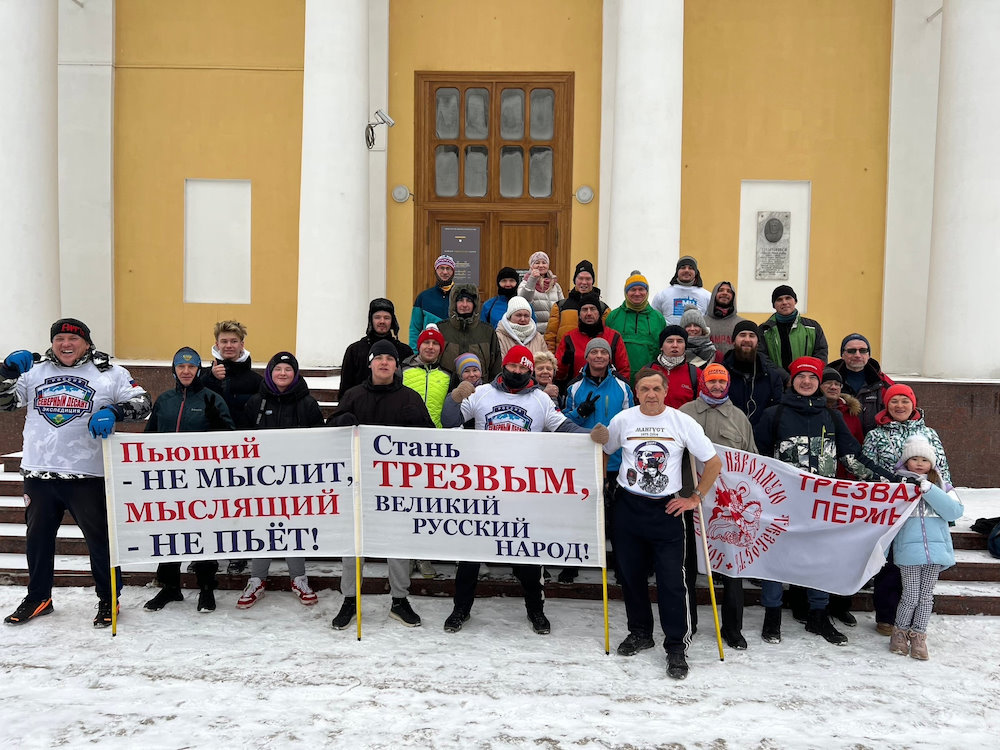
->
[367, 298, 400, 336]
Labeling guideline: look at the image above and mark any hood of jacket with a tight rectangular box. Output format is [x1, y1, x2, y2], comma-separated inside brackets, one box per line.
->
[831, 393, 862, 416]
[706, 280, 737, 318]
[448, 283, 483, 329]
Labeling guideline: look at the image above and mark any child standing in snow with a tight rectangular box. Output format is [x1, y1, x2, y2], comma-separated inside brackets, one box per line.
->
[889, 435, 964, 660]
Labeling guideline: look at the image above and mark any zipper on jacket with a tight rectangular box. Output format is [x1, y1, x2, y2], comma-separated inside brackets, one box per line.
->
[175, 389, 187, 432]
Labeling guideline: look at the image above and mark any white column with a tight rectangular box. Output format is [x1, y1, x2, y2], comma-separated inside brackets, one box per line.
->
[603, 0, 684, 295]
[0, 1, 60, 353]
[923, 0, 1000, 378]
[296, 0, 370, 367]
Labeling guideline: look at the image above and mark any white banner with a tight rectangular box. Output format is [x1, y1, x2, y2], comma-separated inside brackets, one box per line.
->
[358, 426, 606, 567]
[103, 428, 357, 566]
[694, 447, 921, 595]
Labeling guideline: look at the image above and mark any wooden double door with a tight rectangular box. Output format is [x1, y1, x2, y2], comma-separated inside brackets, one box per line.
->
[412, 72, 574, 296]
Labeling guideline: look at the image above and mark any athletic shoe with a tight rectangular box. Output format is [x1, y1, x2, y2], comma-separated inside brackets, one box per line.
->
[331, 597, 356, 630]
[527, 610, 550, 635]
[417, 560, 437, 579]
[197, 587, 216, 613]
[144, 587, 184, 611]
[389, 597, 421, 627]
[237, 578, 265, 609]
[616, 632, 655, 656]
[722, 629, 748, 650]
[805, 609, 848, 645]
[666, 652, 689, 680]
[443, 609, 470, 633]
[908, 630, 929, 660]
[4, 597, 53, 625]
[94, 599, 118, 628]
[227, 559, 248, 575]
[889, 626, 910, 656]
[291, 576, 318, 606]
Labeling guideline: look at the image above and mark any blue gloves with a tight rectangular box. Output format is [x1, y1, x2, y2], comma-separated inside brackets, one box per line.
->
[2, 350, 34, 378]
[88, 407, 118, 439]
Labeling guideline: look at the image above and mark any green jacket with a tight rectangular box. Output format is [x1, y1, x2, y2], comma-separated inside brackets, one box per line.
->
[760, 312, 828, 370]
[402, 355, 451, 428]
[605, 303, 666, 385]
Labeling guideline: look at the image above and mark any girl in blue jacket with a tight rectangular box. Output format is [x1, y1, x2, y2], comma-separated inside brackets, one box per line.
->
[890, 435, 964, 661]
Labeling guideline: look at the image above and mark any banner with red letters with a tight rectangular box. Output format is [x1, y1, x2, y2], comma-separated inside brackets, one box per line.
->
[693, 446, 921, 595]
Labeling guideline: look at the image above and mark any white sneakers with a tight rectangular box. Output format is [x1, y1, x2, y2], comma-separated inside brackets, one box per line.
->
[237, 577, 265, 609]
[291, 576, 318, 606]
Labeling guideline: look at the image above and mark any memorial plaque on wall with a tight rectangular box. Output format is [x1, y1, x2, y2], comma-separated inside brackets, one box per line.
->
[441, 226, 481, 285]
[755, 211, 790, 281]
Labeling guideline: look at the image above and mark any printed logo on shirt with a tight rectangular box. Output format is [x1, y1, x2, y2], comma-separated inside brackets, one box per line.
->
[672, 297, 699, 317]
[630, 440, 671, 494]
[484, 404, 533, 431]
[33, 376, 96, 427]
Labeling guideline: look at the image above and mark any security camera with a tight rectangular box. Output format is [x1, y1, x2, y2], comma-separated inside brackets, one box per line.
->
[375, 109, 395, 127]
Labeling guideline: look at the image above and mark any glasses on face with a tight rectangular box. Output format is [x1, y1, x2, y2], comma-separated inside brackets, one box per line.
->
[845, 348, 869, 355]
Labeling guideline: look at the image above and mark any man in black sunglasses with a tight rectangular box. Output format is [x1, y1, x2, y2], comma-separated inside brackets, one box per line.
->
[828, 333, 896, 434]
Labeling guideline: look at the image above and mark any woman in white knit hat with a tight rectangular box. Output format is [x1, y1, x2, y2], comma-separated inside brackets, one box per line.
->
[496, 295, 548, 357]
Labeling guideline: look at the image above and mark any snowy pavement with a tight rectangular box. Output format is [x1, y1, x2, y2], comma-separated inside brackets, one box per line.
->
[1, 583, 998, 749]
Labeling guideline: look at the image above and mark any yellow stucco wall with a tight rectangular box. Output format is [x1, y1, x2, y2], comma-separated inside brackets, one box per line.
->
[114, 0, 305, 360]
[386, 0, 604, 336]
[681, 0, 892, 355]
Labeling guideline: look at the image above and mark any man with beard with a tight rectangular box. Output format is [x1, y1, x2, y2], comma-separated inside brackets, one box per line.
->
[409, 254, 456, 348]
[827, 333, 895, 434]
[705, 281, 747, 358]
[544, 259, 610, 351]
[722, 320, 785, 427]
[554, 293, 630, 386]
[440, 346, 605, 635]
[593, 367, 722, 679]
[651, 255, 712, 325]
[439, 284, 502, 380]
[340, 298, 413, 395]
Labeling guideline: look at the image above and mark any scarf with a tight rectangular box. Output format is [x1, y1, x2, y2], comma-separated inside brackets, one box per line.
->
[700, 392, 729, 407]
[500, 316, 537, 345]
[579, 318, 604, 337]
[625, 298, 648, 312]
[657, 353, 686, 369]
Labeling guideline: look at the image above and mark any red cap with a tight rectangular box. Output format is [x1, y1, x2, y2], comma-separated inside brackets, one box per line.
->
[788, 356, 824, 379]
[503, 345, 535, 371]
[883, 383, 917, 408]
[417, 324, 445, 349]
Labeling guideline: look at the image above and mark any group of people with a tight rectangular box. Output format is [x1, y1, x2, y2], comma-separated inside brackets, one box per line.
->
[0, 252, 961, 680]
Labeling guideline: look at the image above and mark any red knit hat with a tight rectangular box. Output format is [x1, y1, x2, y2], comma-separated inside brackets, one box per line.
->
[883, 383, 917, 408]
[417, 324, 445, 349]
[788, 356, 824, 379]
[503, 345, 535, 371]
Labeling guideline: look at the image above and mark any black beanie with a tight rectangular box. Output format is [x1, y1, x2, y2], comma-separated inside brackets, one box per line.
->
[732, 320, 760, 340]
[659, 325, 689, 346]
[573, 259, 596, 282]
[821, 367, 843, 385]
[771, 285, 797, 305]
[268, 351, 300, 376]
[50, 318, 93, 346]
[369, 339, 399, 363]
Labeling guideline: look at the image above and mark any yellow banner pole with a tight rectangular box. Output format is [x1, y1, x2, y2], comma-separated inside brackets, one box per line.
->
[697, 506, 725, 661]
[355, 558, 362, 640]
[110, 566, 118, 636]
[602, 567, 610, 655]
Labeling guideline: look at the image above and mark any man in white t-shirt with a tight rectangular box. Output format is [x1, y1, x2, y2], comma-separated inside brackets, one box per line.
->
[594, 366, 721, 679]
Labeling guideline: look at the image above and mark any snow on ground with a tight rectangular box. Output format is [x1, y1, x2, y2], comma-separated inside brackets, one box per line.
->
[1, 584, 998, 750]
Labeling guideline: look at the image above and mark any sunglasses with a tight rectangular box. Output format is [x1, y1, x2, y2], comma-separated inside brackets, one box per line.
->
[844, 347, 869, 355]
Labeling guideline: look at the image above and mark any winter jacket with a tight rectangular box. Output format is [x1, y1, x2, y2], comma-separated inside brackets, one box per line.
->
[604, 302, 666, 386]
[861, 408, 952, 484]
[244, 377, 324, 430]
[409, 284, 452, 348]
[401, 354, 452, 428]
[544, 287, 610, 352]
[679, 397, 757, 454]
[518, 273, 564, 329]
[721, 349, 786, 426]
[753, 390, 888, 480]
[495, 325, 549, 358]
[828, 358, 895, 434]
[555, 327, 631, 384]
[327, 376, 434, 429]
[200, 353, 263, 429]
[828, 394, 863, 479]
[340, 335, 413, 396]
[147, 378, 234, 434]
[480, 295, 536, 329]
[705, 281, 748, 357]
[564, 367, 634, 470]
[892, 479, 963, 568]
[760, 312, 829, 370]
[438, 283, 503, 380]
[648, 359, 700, 410]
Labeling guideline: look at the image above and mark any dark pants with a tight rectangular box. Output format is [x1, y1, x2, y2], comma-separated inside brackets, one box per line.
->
[873, 553, 902, 624]
[613, 487, 691, 654]
[24, 476, 121, 602]
[718, 574, 744, 633]
[683, 509, 698, 631]
[453, 561, 543, 614]
[155, 560, 219, 589]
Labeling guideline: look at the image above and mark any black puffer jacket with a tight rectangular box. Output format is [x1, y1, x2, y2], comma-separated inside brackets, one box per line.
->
[326, 377, 434, 428]
[244, 377, 324, 429]
[146, 378, 234, 433]
[200, 356, 263, 429]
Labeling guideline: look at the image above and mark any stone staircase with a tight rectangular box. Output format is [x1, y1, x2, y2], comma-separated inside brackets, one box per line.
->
[2, 448, 997, 615]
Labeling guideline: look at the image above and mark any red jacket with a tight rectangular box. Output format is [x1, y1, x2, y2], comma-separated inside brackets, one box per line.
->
[649, 360, 699, 409]
[555, 327, 630, 383]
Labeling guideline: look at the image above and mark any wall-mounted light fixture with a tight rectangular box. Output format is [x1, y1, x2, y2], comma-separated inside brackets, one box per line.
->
[391, 185, 412, 203]
[575, 185, 595, 204]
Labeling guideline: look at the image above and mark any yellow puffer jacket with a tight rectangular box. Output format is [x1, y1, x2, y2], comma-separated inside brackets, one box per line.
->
[402, 355, 451, 428]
